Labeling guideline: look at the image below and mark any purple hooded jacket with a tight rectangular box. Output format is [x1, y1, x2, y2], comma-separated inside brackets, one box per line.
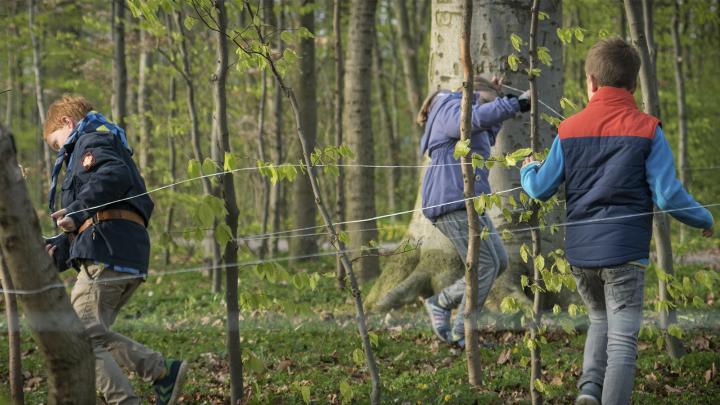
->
[420, 91, 520, 221]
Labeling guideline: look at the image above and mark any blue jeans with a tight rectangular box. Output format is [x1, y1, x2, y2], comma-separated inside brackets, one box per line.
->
[433, 210, 508, 336]
[571, 263, 645, 405]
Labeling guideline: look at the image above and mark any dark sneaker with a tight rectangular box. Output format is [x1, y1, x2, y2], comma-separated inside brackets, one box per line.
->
[450, 331, 465, 349]
[154, 359, 188, 405]
[575, 394, 600, 405]
[424, 295, 451, 342]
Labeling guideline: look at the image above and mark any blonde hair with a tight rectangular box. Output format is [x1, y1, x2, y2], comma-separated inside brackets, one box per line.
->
[416, 76, 502, 126]
[44, 95, 94, 138]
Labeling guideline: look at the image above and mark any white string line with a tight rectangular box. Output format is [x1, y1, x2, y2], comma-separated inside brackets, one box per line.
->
[501, 83, 567, 120]
[15, 201, 718, 296]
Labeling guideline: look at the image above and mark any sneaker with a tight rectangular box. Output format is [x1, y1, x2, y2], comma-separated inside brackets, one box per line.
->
[424, 295, 451, 342]
[153, 359, 188, 405]
[575, 394, 600, 405]
[451, 331, 465, 349]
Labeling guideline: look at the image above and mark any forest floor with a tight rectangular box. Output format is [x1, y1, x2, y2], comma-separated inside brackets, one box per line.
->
[1, 245, 719, 404]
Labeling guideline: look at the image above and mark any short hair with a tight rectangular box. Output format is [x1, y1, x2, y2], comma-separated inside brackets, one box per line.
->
[584, 37, 641, 90]
[44, 95, 93, 138]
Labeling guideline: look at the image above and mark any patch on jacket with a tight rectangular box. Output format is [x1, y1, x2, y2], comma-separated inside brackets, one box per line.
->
[81, 151, 96, 171]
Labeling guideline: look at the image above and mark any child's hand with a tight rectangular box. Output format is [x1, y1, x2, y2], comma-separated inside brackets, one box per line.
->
[51, 209, 77, 233]
[702, 227, 713, 238]
[522, 156, 537, 168]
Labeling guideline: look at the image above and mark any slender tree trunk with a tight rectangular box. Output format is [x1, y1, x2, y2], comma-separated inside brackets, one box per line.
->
[373, 30, 399, 216]
[29, 0, 51, 201]
[290, 0, 319, 261]
[334, 0, 347, 288]
[672, 0, 689, 243]
[270, 1, 285, 256]
[345, 0, 380, 282]
[174, 10, 220, 285]
[459, 0, 482, 386]
[138, 28, 152, 175]
[258, 69, 270, 259]
[392, 0, 423, 121]
[164, 73, 177, 266]
[528, 2, 543, 403]
[5, 0, 19, 129]
[0, 124, 95, 404]
[212, 1, 243, 401]
[0, 254, 24, 405]
[624, 0, 685, 359]
[112, 0, 128, 129]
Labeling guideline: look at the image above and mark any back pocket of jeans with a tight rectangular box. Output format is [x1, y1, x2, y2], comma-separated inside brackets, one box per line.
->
[605, 266, 644, 312]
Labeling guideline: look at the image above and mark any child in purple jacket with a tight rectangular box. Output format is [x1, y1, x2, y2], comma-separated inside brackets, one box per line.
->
[421, 76, 530, 346]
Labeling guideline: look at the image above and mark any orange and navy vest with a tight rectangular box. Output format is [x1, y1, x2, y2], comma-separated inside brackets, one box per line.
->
[558, 86, 660, 267]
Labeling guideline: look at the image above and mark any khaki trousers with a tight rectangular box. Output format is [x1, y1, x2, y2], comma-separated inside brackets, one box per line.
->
[71, 263, 165, 405]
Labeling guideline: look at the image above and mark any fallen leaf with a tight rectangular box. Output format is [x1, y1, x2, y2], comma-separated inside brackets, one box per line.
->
[277, 359, 293, 371]
[664, 384, 681, 394]
[497, 348, 512, 365]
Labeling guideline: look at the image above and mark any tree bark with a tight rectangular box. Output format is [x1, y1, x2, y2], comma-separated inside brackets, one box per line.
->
[671, 0, 689, 243]
[373, 29, 399, 216]
[164, 72, 177, 266]
[270, 0, 285, 256]
[334, 0, 347, 288]
[0, 253, 24, 405]
[459, 0, 482, 386]
[624, 0, 685, 359]
[392, 0, 423, 120]
[289, 0, 319, 261]
[137, 28, 152, 175]
[344, 0, 380, 282]
[211, 1, 243, 401]
[112, 0, 128, 129]
[29, 0, 51, 201]
[528, 2, 543, 403]
[0, 124, 95, 404]
[258, 69, 271, 260]
[367, 0, 564, 312]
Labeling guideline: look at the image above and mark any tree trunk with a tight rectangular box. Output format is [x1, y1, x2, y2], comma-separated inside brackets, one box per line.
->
[164, 73, 177, 266]
[289, 0, 319, 261]
[270, 1, 285, 256]
[29, 0, 51, 201]
[344, 0, 380, 282]
[334, 0, 347, 288]
[623, 0, 686, 359]
[528, 2, 543, 403]
[258, 69, 271, 260]
[392, 0, 423, 122]
[459, 0, 482, 386]
[671, 0, 689, 243]
[367, 0, 564, 312]
[112, 0, 128, 129]
[138, 28, 152, 176]
[373, 29, 399, 216]
[0, 253, 24, 405]
[0, 124, 95, 404]
[211, 1, 243, 401]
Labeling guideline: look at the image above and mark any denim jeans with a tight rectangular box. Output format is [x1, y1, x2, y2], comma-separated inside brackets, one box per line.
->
[571, 263, 646, 405]
[433, 209, 508, 336]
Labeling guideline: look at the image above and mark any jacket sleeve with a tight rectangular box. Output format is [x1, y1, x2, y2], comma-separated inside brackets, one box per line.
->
[520, 135, 565, 201]
[438, 96, 520, 140]
[65, 134, 134, 226]
[646, 127, 714, 229]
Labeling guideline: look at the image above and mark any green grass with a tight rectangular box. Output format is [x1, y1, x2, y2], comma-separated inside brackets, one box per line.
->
[1, 249, 719, 404]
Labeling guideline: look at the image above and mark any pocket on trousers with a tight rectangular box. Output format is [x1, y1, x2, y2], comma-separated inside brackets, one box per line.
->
[605, 265, 644, 313]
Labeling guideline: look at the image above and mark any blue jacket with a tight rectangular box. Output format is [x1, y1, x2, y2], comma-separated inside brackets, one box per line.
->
[521, 86, 713, 267]
[57, 130, 154, 272]
[420, 91, 520, 221]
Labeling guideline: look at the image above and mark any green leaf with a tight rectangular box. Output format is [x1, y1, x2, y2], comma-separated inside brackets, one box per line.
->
[552, 304, 561, 314]
[500, 296, 519, 313]
[197, 203, 214, 228]
[215, 223, 233, 249]
[537, 46, 552, 66]
[300, 386, 311, 404]
[560, 97, 578, 111]
[202, 158, 216, 175]
[668, 325, 684, 339]
[511, 33, 523, 52]
[521, 275, 529, 288]
[224, 152, 236, 171]
[538, 11, 549, 21]
[508, 53, 520, 71]
[352, 348, 365, 366]
[568, 303, 579, 318]
[188, 159, 200, 178]
[508, 148, 533, 161]
[560, 318, 576, 335]
[369, 332, 379, 348]
[339, 381, 353, 404]
[574, 27, 585, 42]
[520, 244, 530, 263]
[453, 139, 471, 159]
[534, 254, 545, 271]
[280, 30, 294, 44]
[474, 195, 486, 214]
[338, 231, 349, 244]
[184, 14, 196, 31]
[471, 153, 485, 170]
[533, 379, 546, 394]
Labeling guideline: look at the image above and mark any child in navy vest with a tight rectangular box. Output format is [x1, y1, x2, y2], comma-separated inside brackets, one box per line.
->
[520, 38, 713, 405]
